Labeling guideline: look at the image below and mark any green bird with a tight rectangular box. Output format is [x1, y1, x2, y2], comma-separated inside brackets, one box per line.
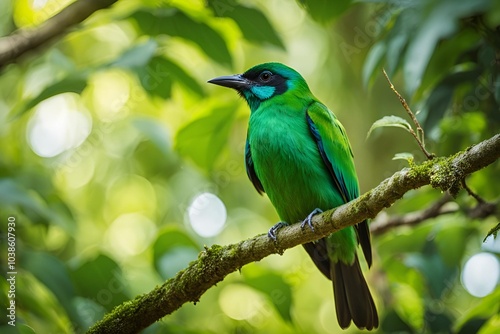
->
[208, 62, 378, 330]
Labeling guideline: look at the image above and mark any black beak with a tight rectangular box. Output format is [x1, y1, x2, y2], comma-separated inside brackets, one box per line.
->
[207, 74, 252, 90]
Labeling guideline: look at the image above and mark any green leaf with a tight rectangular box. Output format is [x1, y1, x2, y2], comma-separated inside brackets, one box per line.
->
[113, 46, 206, 98]
[12, 272, 72, 333]
[454, 287, 500, 332]
[366, 115, 413, 139]
[0, 179, 47, 215]
[404, 0, 491, 95]
[392, 152, 414, 162]
[484, 222, 500, 241]
[0, 324, 37, 334]
[245, 271, 293, 323]
[0, 178, 76, 233]
[130, 9, 232, 66]
[12, 73, 88, 118]
[392, 283, 425, 330]
[109, 39, 158, 70]
[362, 42, 386, 88]
[22, 250, 85, 326]
[296, 0, 352, 22]
[435, 219, 475, 266]
[132, 116, 172, 157]
[404, 241, 458, 299]
[72, 297, 106, 330]
[415, 28, 480, 100]
[22, 251, 76, 313]
[176, 105, 237, 171]
[457, 319, 488, 334]
[11, 40, 160, 118]
[477, 314, 500, 334]
[378, 223, 433, 259]
[380, 309, 414, 333]
[438, 111, 487, 155]
[152, 226, 199, 279]
[425, 309, 454, 333]
[137, 56, 173, 99]
[70, 254, 129, 311]
[420, 82, 455, 134]
[362, 7, 415, 86]
[420, 69, 481, 134]
[148, 56, 204, 97]
[210, 4, 284, 49]
[494, 74, 500, 105]
[384, 10, 415, 76]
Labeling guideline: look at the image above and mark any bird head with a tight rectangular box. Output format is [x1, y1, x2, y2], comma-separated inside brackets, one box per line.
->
[208, 62, 312, 111]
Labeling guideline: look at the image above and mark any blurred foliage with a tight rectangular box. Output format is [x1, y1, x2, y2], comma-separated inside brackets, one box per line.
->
[0, 0, 499, 333]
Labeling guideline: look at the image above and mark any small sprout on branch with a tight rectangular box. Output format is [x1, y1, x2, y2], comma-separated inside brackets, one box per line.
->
[392, 152, 414, 164]
[366, 115, 413, 138]
[381, 69, 435, 160]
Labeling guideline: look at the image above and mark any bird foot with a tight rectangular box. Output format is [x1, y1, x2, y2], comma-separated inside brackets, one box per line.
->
[268, 221, 289, 241]
[301, 208, 323, 232]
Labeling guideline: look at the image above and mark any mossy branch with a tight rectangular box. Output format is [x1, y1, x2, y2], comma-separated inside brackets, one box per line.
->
[0, 0, 119, 70]
[87, 133, 500, 334]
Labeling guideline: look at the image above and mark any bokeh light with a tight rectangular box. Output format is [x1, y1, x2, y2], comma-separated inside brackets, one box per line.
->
[27, 93, 91, 157]
[218, 284, 266, 321]
[105, 174, 157, 219]
[187, 192, 227, 237]
[89, 69, 131, 122]
[13, 0, 72, 27]
[105, 213, 156, 259]
[461, 252, 500, 297]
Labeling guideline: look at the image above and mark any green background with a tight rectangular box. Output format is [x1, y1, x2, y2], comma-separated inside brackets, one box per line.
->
[1, 0, 500, 333]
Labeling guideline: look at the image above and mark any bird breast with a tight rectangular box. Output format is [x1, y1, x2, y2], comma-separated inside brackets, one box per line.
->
[248, 107, 338, 223]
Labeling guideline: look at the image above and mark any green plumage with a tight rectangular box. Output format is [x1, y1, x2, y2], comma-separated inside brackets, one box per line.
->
[208, 62, 378, 330]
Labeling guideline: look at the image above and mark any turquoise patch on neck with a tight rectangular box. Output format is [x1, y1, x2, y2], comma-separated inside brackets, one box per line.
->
[250, 86, 275, 100]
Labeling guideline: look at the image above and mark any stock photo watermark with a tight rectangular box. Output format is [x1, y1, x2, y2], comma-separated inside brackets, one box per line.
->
[6, 216, 17, 326]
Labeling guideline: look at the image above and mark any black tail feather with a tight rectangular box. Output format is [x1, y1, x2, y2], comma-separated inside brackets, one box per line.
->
[303, 239, 378, 330]
[302, 240, 330, 279]
[355, 220, 373, 268]
[330, 256, 378, 330]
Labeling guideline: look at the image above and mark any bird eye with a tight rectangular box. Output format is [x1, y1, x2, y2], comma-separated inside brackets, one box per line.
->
[259, 71, 272, 82]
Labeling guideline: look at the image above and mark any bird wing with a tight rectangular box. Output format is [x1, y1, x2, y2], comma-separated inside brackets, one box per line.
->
[245, 139, 265, 194]
[306, 101, 372, 267]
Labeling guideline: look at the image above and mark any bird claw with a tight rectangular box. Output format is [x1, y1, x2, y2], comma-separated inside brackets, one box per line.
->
[301, 208, 323, 232]
[268, 221, 289, 241]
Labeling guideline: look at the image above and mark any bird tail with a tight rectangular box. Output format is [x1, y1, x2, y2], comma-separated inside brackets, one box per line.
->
[331, 256, 378, 330]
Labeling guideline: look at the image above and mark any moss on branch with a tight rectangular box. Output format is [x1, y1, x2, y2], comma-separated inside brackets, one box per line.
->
[87, 134, 500, 334]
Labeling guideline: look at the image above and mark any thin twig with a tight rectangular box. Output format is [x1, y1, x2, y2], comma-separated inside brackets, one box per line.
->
[371, 192, 498, 235]
[461, 179, 498, 219]
[370, 193, 456, 235]
[382, 69, 435, 160]
[461, 179, 486, 203]
[407, 127, 430, 158]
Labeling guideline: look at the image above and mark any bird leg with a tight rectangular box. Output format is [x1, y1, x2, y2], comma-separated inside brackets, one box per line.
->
[268, 221, 289, 241]
[301, 208, 323, 232]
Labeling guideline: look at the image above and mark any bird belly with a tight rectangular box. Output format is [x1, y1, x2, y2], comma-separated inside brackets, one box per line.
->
[249, 113, 345, 224]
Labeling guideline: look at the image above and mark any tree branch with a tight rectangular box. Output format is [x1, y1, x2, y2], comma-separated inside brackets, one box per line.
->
[87, 133, 500, 334]
[369, 193, 498, 235]
[0, 0, 119, 69]
[370, 193, 457, 235]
